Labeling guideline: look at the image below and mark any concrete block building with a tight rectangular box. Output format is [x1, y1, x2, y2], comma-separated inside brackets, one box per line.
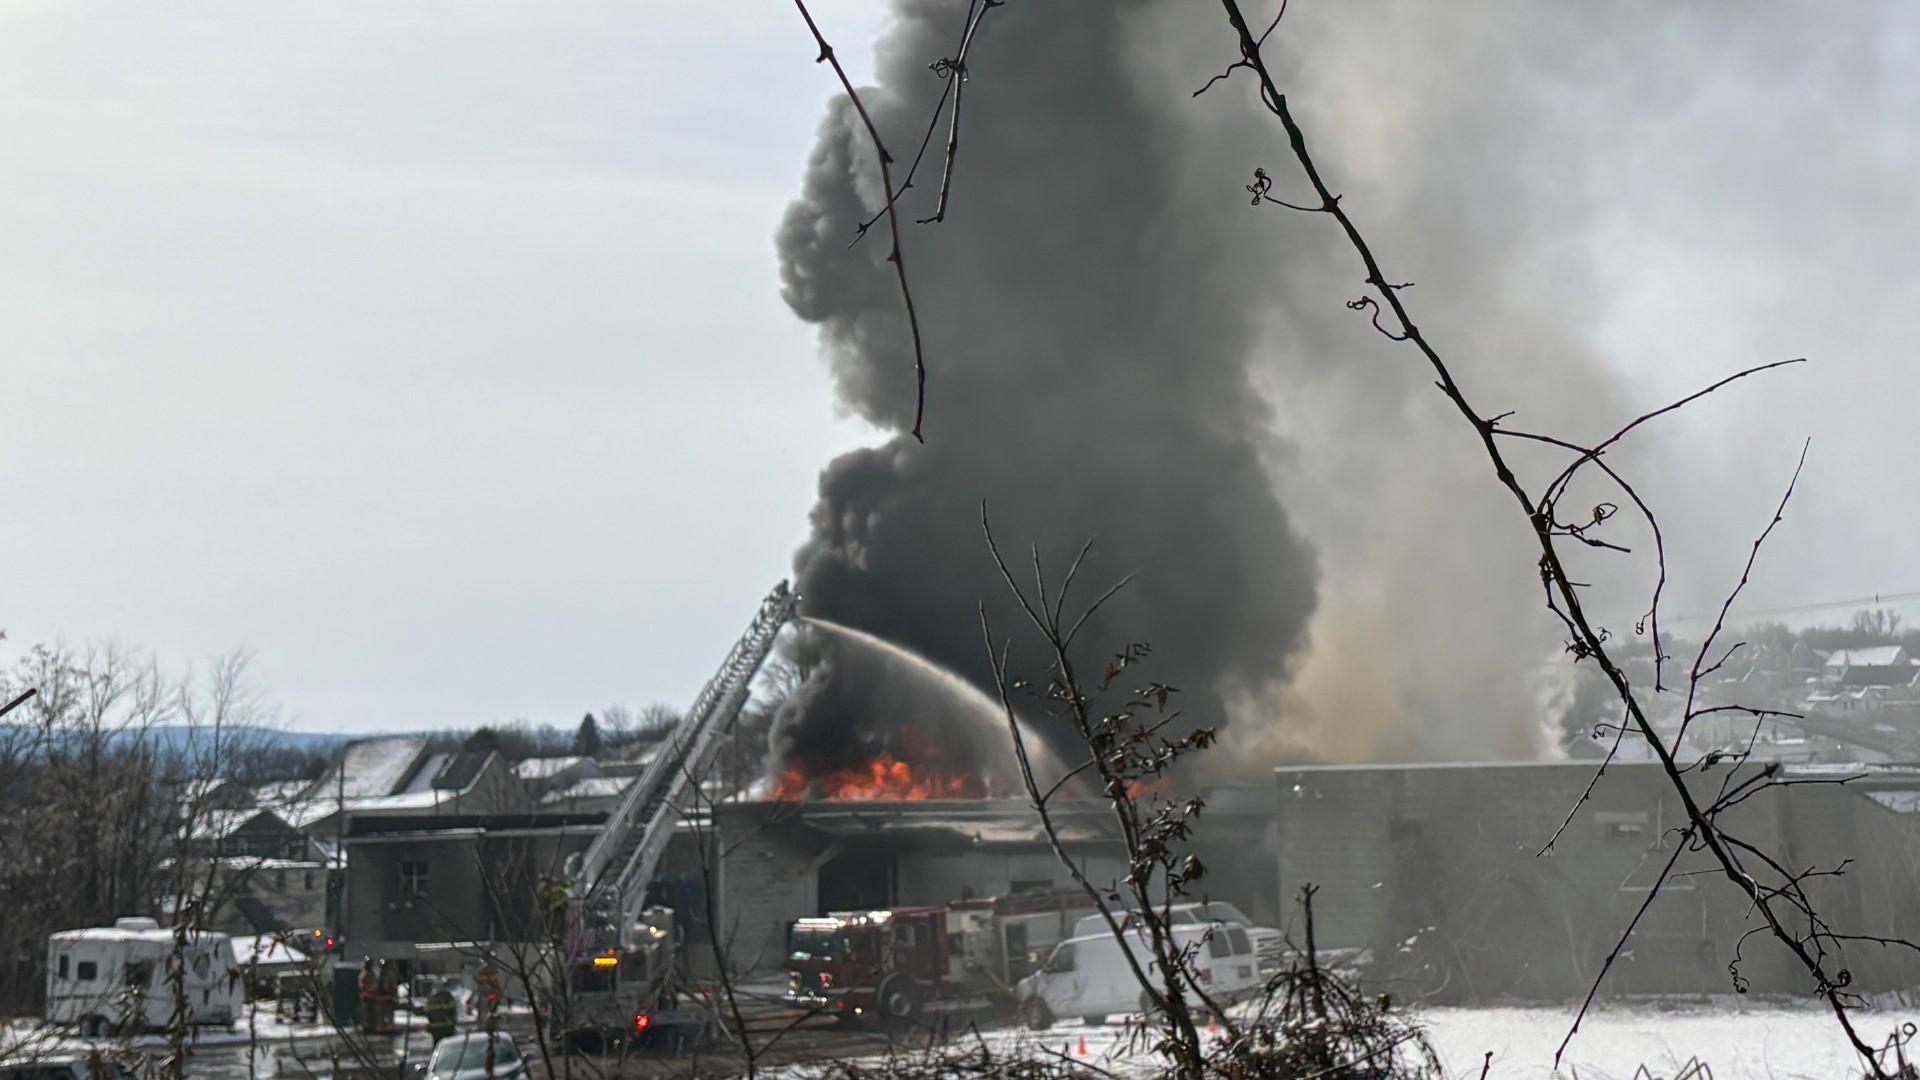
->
[1275, 760, 1920, 1002]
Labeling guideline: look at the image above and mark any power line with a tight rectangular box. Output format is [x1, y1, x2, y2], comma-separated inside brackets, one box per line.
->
[1667, 589, 1920, 625]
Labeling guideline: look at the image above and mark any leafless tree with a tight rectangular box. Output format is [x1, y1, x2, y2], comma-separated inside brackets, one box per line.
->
[979, 513, 1235, 1080]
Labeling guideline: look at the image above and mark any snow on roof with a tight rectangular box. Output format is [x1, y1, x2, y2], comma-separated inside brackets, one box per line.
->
[1826, 646, 1907, 668]
[515, 755, 586, 780]
[315, 736, 429, 799]
[280, 744, 500, 827]
[231, 934, 307, 967]
[539, 776, 630, 804]
[279, 788, 459, 828]
[254, 779, 312, 807]
[178, 777, 245, 805]
[185, 808, 290, 843]
[214, 856, 322, 870]
[50, 926, 228, 946]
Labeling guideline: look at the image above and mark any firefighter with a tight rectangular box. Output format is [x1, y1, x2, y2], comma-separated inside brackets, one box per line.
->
[422, 980, 459, 1043]
[374, 960, 400, 1034]
[357, 959, 379, 1034]
[473, 957, 503, 1023]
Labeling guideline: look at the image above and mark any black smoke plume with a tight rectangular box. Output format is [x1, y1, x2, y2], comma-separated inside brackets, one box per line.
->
[774, 0, 1319, 773]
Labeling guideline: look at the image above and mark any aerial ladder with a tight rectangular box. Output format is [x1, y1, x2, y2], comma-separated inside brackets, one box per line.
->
[571, 580, 799, 949]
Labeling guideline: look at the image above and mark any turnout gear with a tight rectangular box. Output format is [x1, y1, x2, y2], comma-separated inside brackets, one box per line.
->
[423, 986, 459, 1042]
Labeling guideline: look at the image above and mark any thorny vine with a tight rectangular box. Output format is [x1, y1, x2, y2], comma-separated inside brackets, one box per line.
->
[1202, 0, 1912, 1073]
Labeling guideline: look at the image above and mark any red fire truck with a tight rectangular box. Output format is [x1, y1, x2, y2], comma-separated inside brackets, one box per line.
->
[785, 891, 1094, 1024]
[542, 907, 718, 1052]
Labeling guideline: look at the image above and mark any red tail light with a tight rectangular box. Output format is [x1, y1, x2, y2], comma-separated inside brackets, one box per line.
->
[633, 1014, 652, 1034]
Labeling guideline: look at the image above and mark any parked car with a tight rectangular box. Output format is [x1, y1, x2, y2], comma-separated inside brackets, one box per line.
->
[1015, 922, 1260, 1029]
[423, 1033, 528, 1080]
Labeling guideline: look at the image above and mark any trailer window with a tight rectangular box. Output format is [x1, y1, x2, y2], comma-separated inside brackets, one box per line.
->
[76, 961, 98, 982]
[57, 954, 69, 979]
[128, 961, 154, 989]
[1042, 943, 1076, 975]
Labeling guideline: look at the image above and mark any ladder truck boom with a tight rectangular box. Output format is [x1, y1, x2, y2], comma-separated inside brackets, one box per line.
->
[574, 580, 798, 947]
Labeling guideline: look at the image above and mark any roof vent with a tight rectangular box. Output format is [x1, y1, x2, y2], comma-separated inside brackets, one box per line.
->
[113, 917, 161, 932]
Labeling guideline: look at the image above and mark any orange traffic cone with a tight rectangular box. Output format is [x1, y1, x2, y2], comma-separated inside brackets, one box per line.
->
[1077, 1035, 1089, 1056]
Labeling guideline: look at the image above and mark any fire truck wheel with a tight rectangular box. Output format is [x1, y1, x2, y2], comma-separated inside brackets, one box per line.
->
[1019, 997, 1054, 1031]
[877, 974, 919, 1024]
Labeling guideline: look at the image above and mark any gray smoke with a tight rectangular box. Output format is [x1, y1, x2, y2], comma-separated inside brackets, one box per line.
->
[776, 0, 1905, 769]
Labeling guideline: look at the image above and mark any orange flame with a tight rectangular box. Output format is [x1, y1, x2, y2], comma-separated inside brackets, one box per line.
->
[770, 752, 979, 801]
[1125, 777, 1169, 799]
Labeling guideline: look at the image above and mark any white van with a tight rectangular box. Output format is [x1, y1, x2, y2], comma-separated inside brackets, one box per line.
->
[1072, 902, 1286, 976]
[46, 919, 239, 1036]
[1015, 922, 1259, 1028]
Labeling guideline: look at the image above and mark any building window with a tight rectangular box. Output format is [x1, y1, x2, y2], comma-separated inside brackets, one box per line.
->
[305, 870, 316, 891]
[276, 869, 287, 892]
[400, 860, 429, 897]
[76, 961, 97, 981]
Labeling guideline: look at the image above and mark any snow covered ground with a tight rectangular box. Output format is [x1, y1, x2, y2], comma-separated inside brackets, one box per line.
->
[940, 1002, 1917, 1079]
[15, 1000, 1917, 1078]
[1424, 1002, 1908, 1079]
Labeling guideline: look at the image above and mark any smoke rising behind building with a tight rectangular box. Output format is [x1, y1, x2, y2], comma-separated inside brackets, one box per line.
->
[776, 0, 1917, 769]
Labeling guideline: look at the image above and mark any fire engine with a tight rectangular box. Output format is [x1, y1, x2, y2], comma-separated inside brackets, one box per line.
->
[541, 908, 720, 1051]
[785, 890, 1096, 1023]
[559, 582, 798, 1048]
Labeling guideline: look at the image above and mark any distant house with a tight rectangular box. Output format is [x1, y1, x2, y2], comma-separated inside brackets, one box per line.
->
[513, 755, 601, 800]
[284, 737, 529, 837]
[1822, 645, 1918, 688]
[184, 807, 307, 860]
[177, 806, 325, 935]
[538, 775, 631, 815]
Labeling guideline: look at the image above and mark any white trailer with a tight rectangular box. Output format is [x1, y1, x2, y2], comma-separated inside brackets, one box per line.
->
[46, 918, 238, 1036]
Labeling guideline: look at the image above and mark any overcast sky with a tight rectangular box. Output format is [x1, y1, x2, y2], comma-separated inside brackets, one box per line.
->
[0, 2, 888, 732]
[1, 2, 1917, 735]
